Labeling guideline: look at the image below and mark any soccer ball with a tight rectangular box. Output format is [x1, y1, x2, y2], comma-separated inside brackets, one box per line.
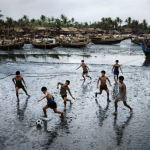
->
[36, 119, 42, 126]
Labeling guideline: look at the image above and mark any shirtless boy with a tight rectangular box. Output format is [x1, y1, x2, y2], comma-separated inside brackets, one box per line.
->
[112, 76, 133, 115]
[112, 60, 123, 84]
[57, 80, 75, 110]
[76, 60, 92, 80]
[12, 71, 30, 102]
[38, 87, 63, 118]
[95, 70, 112, 102]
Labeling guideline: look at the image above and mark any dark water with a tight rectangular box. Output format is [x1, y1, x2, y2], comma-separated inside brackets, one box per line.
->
[0, 40, 150, 150]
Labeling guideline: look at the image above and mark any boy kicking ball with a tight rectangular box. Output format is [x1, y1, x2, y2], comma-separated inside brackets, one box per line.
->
[38, 87, 63, 118]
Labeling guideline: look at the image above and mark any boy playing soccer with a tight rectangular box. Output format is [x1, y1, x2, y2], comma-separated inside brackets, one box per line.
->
[112, 60, 123, 84]
[57, 80, 75, 110]
[76, 60, 92, 80]
[12, 71, 30, 102]
[95, 70, 112, 102]
[112, 76, 133, 115]
[38, 87, 63, 118]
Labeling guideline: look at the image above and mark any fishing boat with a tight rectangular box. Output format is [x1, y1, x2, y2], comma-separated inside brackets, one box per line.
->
[32, 38, 59, 49]
[140, 43, 150, 57]
[14, 42, 24, 49]
[91, 37, 123, 44]
[0, 44, 14, 50]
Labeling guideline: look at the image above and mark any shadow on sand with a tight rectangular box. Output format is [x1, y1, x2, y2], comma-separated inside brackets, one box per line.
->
[113, 114, 133, 146]
[95, 99, 109, 126]
[17, 97, 29, 121]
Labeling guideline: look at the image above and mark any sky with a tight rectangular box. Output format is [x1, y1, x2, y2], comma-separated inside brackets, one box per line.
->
[0, 0, 150, 24]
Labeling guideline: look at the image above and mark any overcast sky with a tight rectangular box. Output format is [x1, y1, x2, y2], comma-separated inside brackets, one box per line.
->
[0, 0, 150, 24]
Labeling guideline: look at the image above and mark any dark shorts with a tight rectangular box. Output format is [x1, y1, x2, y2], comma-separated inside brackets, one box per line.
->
[114, 71, 119, 75]
[83, 71, 88, 74]
[47, 101, 57, 109]
[100, 84, 108, 91]
[61, 95, 67, 99]
[15, 84, 24, 89]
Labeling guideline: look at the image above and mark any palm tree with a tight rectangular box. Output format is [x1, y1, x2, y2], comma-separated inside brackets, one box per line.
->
[40, 15, 46, 22]
[142, 19, 148, 30]
[84, 22, 88, 28]
[0, 10, 3, 18]
[71, 17, 75, 26]
[6, 17, 14, 27]
[125, 17, 132, 27]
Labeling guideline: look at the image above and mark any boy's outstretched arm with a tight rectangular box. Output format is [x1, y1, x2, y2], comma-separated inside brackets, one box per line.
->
[119, 65, 123, 74]
[97, 78, 100, 88]
[69, 92, 75, 100]
[12, 78, 16, 86]
[38, 93, 48, 102]
[76, 65, 81, 70]
[112, 65, 115, 73]
[57, 82, 60, 89]
[107, 77, 112, 86]
[86, 65, 91, 72]
[22, 77, 27, 88]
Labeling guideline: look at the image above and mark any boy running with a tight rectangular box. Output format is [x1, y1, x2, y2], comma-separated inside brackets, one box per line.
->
[76, 60, 92, 80]
[112, 60, 123, 84]
[12, 71, 30, 102]
[112, 76, 133, 115]
[57, 80, 75, 110]
[38, 87, 63, 118]
[95, 70, 112, 102]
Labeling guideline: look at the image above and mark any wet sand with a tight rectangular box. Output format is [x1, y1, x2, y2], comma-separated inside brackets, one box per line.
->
[0, 40, 150, 150]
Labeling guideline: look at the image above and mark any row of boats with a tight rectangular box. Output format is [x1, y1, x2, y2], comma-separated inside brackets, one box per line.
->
[0, 35, 126, 50]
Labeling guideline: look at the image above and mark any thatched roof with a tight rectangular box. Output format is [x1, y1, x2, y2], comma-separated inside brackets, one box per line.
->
[14, 28, 24, 32]
[69, 27, 78, 32]
[60, 28, 70, 32]
[36, 27, 46, 30]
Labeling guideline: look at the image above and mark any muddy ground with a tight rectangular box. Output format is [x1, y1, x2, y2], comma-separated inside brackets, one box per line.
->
[0, 40, 150, 150]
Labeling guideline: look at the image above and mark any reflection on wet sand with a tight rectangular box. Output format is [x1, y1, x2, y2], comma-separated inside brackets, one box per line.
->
[41, 117, 70, 148]
[113, 114, 133, 146]
[17, 97, 29, 121]
[95, 99, 109, 126]
[81, 81, 92, 94]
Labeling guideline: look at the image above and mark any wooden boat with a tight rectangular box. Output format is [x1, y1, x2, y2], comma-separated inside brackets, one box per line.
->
[14, 42, 24, 49]
[0, 44, 14, 50]
[91, 37, 123, 44]
[61, 42, 87, 48]
[32, 43, 59, 49]
[140, 43, 150, 57]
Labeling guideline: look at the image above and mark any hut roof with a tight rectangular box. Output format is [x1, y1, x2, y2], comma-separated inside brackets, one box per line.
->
[14, 28, 24, 32]
[69, 27, 78, 32]
[60, 28, 70, 32]
[36, 27, 46, 30]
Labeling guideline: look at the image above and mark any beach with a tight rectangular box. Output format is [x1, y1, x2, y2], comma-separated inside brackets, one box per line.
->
[0, 39, 150, 150]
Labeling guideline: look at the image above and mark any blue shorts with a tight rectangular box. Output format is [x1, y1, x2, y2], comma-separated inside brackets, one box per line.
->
[114, 71, 119, 75]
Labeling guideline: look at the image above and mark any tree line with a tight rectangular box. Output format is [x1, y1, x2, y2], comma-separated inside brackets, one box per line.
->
[0, 10, 149, 30]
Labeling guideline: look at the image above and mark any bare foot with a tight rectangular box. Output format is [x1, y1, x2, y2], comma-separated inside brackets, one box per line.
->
[41, 115, 47, 118]
[16, 99, 19, 102]
[64, 107, 66, 110]
[27, 94, 30, 97]
[70, 100, 73, 105]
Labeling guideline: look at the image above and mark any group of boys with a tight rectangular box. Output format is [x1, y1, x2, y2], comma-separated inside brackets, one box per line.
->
[12, 60, 133, 118]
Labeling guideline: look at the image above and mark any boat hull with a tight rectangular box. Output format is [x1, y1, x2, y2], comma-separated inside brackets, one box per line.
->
[140, 44, 150, 57]
[0, 45, 14, 50]
[91, 38, 123, 44]
[61, 43, 87, 48]
[32, 43, 58, 49]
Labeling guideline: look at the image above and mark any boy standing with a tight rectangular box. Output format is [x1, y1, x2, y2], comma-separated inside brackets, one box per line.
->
[112, 76, 133, 115]
[38, 87, 63, 118]
[57, 80, 75, 110]
[12, 71, 30, 102]
[95, 70, 112, 102]
[76, 60, 92, 80]
[112, 60, 123, 84]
